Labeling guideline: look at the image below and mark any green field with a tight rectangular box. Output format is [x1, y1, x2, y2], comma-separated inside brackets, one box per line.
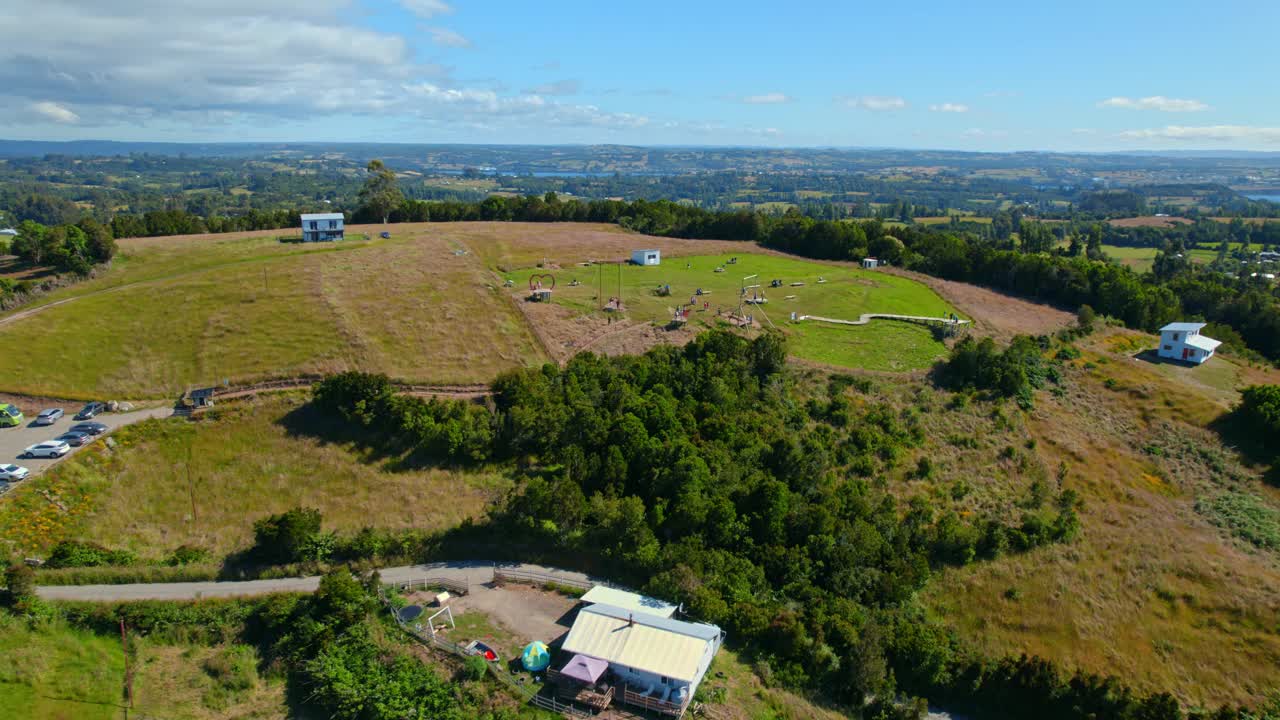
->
[0, 616, 286, 720]
[1101, 244, 1229, 272]
[0, 393, 507, 559]
[0, 224, 546, 398]
[504, 253, 960, 371]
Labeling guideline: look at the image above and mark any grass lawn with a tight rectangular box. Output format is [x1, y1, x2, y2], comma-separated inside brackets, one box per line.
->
[0, 393, 509, 560]
[0, 224, 546, 398]
[0, 616, 287, 720]
[502, 252, 959, 372]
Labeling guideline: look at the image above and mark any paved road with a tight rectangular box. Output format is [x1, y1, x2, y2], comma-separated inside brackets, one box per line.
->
[36, 561, 596, 602]
[0, 405, 173, 479]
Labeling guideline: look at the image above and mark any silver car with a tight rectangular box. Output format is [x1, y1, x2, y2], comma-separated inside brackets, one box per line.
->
[35, 408, 64, 426]
[0, 464, 29, 481]
[22, 441, 70, 459]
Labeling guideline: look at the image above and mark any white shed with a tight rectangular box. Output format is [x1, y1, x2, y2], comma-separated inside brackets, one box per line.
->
[631, 249, 660, 266]
[862, 257, 879, 269]
[1157, 322, 1221, 365]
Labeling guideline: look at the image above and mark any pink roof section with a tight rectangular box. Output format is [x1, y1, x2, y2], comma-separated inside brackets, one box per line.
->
[561, 654, 609, 684]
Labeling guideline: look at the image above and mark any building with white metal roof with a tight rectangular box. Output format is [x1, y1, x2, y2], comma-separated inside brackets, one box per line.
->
[579, 586, 678, 619]
[558, 602, 723, 714]
[1157, 322, 1220, 365]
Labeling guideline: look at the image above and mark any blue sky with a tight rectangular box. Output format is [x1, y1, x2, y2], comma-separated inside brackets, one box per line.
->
[2, 0, 1278, 150]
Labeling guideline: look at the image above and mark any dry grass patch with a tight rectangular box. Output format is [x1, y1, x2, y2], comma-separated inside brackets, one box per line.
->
[0, 393, 507, 559]
[921, 331, 1280, 708]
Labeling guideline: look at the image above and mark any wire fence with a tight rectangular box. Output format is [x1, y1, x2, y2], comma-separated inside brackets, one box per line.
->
[492, 566, 594, 591]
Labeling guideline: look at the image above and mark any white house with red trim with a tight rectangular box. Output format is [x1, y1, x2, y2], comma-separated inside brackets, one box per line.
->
[1157, 322, 1221, 365]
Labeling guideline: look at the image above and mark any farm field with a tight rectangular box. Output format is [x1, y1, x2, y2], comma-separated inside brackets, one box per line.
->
[1099, 244, 1224, 272]
[500, 251, 961, 372]
[0, 223, 548, 398]
[0, 616, 287, 720]
[921, 329, 1280, 707]
[0, 393, 507, 559]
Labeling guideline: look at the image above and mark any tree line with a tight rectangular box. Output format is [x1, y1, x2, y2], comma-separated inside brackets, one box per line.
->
[296, 335, 1280, 719]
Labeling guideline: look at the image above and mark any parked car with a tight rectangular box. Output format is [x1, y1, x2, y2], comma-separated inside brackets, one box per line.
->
[21, 441, 70, 459]
[0, 404, 23, 427]
[0, 464, 29, 481]
[55, 431, 93, 447]
[380, 231, 391, 238]
[35, 408, 65, 426]
[70, 422, 108, 436]
[75, 401, 107, 420]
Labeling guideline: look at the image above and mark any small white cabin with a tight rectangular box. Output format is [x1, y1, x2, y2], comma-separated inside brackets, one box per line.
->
[862, 257, 879, 269]
[300, 213, 344, 242]
[631, 249, 660, 266]
[1157, 322, 1221, 365]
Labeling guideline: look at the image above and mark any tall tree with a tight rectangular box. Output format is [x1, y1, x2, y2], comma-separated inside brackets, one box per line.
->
[358, 159, 402, 224]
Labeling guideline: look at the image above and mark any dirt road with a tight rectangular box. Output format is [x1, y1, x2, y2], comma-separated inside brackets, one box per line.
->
[36, 561, 596, 602]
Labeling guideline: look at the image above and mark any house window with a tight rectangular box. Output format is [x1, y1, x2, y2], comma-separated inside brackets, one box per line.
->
[1163, 345, 1172, 351]
[659, 676, 668, 686]
[309, 221, 318, 229]
[1173, 333, 1180, 341]
[328, 220, 337, 229]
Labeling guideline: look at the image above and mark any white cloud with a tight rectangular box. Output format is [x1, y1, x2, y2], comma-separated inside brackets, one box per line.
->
[929, 102, 969, 113]
[523, 79, 581, 96]
[742, 93, 790, 105]
[425, 27, 471, 48]
[1098, 96, 1209, 112]
[30, 100, 79, 124]
[961, 128, 1008, 138]
[1117, 125, 1280, 144]
[399, 0, 452, 18]
[840, 95, 907, 111]
[1071, 128, 1098, 135]
[402, 82, 647, 129]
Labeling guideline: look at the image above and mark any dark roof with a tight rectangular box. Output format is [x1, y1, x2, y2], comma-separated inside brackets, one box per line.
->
[189, 388, 216, 399]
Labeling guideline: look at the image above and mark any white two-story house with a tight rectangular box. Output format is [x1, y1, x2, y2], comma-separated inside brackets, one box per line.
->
[300, 213, 344, 242]
[1157, 322, 1221, 365]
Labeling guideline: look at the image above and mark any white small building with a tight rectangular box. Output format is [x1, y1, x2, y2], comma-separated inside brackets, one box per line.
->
[300, 213, 344, 242]
[1157, 322, 1221, 365]
[579, 586, 677, 619]
[631, 249, 660, 266]
[862, 257, 879, 269]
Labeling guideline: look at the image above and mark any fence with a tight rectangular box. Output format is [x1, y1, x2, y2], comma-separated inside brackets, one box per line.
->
[492, 566, 594, 591]
[392, 576, 469, 597]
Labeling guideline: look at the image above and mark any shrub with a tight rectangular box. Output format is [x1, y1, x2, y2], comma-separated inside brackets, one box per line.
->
[464, 655, 488, 681]
[5, 563, 36, 602]
[252, 507, 323, 565]
[167, 545, 211, 566]
[45, 540, 137, 569]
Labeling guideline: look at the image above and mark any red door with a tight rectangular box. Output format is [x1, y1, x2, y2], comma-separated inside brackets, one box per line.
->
[1182, 347, 1189, 360]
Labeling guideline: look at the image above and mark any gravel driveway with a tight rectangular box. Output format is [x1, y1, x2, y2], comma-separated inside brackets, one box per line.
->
[0, 405, 173, 480]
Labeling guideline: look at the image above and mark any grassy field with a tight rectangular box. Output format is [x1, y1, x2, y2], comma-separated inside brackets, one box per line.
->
[0, 616, 287, 720]
[1098, 244, 1227, 272]
[0, 223, 547, 398]
[501, 252, 960, 372]
[0, 393, 508, 559]
[920, 328, 1280, 707]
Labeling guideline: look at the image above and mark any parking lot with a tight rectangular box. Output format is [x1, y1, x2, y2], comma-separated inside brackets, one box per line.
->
[0, 405, 173, 481]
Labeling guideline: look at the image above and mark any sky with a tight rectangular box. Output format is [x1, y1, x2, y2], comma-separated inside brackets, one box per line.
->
[2, 0, 1279, 151]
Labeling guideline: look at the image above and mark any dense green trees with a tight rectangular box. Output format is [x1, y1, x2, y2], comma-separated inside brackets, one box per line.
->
[1238, 385, 1280, 458]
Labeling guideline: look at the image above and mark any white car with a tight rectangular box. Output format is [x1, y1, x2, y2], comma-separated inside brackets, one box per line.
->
[0, 464, 29, 481]
[35, 408, 64, 426]
[21, 441, 70, 459]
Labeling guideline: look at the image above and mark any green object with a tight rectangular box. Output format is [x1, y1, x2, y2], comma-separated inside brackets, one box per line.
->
[521, 641, 550, 672]
[0, 404, 22, 427]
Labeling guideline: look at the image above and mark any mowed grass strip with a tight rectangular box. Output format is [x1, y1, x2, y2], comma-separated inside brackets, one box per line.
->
[0, 225, 546, 398]
[0, 393, 508, 559]
[503, 252, 959, 372]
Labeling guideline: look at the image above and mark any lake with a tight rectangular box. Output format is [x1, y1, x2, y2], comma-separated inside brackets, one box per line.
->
[1245, 193, 1280, 203]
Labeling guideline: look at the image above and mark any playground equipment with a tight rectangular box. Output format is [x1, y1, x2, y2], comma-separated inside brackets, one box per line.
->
[656, 283, 671, 296]
[529, 273, 556, 302]
[770, 279, 783, 288]
[714, 266, 726, 273]
[670, 306, 689, 325]
[817, 277, 828, 284]
[727, 257, 738, 264]
[569, 278, 581, 287]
